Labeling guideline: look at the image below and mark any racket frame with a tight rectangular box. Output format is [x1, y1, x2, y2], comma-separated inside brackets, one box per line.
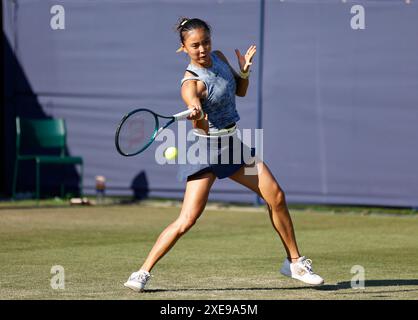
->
[115, 108, 192, 157]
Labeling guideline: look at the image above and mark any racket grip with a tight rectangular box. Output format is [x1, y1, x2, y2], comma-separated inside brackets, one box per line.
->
[173, 109, 193, 121]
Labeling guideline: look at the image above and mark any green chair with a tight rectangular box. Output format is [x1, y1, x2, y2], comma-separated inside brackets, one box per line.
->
[12, 117, 83, 201]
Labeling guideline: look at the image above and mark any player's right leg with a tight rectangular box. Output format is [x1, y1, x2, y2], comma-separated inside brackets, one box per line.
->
[124, 171, 216, 292]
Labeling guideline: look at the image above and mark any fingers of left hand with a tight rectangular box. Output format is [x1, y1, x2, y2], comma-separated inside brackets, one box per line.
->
[246, 46, 256, 59]
[246, 45, 257, 53]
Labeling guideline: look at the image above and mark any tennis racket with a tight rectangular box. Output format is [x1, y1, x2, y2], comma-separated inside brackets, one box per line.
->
[115, 108, 196, 157]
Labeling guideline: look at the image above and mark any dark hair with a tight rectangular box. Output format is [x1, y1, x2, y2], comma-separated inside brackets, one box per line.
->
[175, 17, 211, 44]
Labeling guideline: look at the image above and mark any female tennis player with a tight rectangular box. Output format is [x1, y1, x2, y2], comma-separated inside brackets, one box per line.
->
[124, 18, 324, 291]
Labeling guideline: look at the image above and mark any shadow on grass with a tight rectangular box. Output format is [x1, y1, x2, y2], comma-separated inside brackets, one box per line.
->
[144, 279, 418, 294]
[144, 286, 313, 293]
[314, 279, 418, 291]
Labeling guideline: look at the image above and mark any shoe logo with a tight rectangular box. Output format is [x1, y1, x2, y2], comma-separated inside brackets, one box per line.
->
[295, 267, 307, 276]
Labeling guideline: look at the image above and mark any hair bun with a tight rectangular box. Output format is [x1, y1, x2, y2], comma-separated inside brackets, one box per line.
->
[175, 18, 211, 45]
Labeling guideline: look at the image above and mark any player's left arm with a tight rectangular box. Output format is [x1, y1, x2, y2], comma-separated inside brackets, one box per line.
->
[214, 46, 256, 97]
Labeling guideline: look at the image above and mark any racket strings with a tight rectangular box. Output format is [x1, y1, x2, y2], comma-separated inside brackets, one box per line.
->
[117, 111, 157, 155]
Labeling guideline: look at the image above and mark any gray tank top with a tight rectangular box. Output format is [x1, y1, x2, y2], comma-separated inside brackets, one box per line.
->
[181, 51, 240, 131]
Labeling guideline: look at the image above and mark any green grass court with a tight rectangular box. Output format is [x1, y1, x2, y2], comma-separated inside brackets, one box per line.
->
[0, 201, 417, 300]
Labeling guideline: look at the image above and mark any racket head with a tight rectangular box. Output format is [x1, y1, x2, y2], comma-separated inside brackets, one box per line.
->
[115, 108, 160, 156]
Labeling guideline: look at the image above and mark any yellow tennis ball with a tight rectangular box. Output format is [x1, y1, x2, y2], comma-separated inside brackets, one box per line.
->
[164, 147, 178, 160]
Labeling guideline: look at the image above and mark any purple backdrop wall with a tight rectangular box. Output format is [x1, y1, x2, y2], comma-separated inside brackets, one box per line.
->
[3, 0, 418, 207]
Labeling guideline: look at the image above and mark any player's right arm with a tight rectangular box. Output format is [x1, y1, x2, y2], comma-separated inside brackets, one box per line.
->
[181, 71, 209, 133]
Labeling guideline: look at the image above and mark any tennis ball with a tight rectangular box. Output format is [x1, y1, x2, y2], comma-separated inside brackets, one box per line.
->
[164, 147, 178, 160]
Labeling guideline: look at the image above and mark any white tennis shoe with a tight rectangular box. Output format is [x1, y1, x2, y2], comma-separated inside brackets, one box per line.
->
[124, 270, 151, 292]
[280, 256, 324, 286]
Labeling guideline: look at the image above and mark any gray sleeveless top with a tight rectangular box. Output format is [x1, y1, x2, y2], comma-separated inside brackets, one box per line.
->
[181, 51, 240, 131]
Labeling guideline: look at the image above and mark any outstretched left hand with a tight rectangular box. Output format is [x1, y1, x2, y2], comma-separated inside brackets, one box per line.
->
[235, 45, 257, 73]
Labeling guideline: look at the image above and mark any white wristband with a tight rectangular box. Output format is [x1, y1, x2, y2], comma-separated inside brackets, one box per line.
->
[239, 69, 250, 79]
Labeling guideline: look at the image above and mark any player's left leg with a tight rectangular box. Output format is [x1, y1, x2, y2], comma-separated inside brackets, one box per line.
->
[229, 160, 300, 259]
[228, 160, 324, 285]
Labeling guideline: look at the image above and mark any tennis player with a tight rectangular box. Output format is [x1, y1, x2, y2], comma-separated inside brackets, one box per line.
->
[124, 17, 324, 291]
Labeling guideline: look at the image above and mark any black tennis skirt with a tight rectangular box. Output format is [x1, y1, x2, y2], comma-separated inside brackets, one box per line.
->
[177, 129, 256, 182]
